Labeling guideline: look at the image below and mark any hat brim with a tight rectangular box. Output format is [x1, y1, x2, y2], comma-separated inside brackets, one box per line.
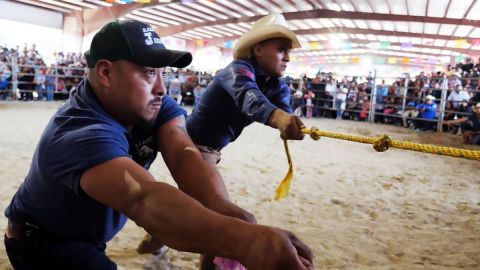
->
[85, 49, 192, 68]
[233, 25, 301, 59]
[133, 49, 192, 68]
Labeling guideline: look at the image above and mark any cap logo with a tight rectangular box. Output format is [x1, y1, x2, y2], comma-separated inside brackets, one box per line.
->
[142, 27, 162, 46]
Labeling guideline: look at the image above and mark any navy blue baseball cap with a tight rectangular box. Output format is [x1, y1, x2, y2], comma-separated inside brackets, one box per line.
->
[85, 20, 192, 68]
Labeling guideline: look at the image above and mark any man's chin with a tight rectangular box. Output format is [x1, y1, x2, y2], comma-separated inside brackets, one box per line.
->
[137, 112, 157, 129]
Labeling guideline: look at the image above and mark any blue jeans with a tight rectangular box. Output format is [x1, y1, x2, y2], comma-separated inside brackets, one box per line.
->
[5, 235, 116, 270]
[335, 100, 343, 118]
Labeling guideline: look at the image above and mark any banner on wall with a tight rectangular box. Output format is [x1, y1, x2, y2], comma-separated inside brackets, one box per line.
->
[224, 40, 233, 48]
[195, 39, 209, 46]
[380, 41, 390, 49]
[309, 41, 320, 50]
[387, 57, 396, 64]
[401, 57, 410, 64]
[455, 55, 465, 63]
[454, 39, 468, 48]
[400, 42, 413, 48]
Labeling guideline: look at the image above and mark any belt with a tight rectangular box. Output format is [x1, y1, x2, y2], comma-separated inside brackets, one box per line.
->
[5, 219, 40, 240]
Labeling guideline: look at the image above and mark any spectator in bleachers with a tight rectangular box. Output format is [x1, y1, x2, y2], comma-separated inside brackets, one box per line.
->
[335, 83, 347, 119]
[0, 70, 9, 100]
[401, 100, 419, 128]
[448, 84, 471, 109]
[413, 95, 437, 131]
[449, 73, 462, 89]
[324, 77, 337, 118]
[304, 89, 315, 118]
[168, 76, 182, 105]
[446, 103, 480, 145]
[383, 96, 398, 125]
[18, 65, 35, 101]
[376, 80, 388, 105]
[291, 83, 303, 117]
[34, 66, 47, 100]
[359, 95, 370, 121]
[193, 82, 206, 111]
[442, 102, 458, 133]
[344, 82, 359, 120]
[45, 67, 56, 101]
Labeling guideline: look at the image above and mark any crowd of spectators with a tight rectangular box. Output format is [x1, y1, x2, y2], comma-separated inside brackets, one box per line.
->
[1, 44, 479, 145]
[285, 57, 480, 144]
[0, 43, 87, 100]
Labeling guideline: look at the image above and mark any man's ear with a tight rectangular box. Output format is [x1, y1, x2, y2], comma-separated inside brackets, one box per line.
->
[95, 60, 113, 88]
[252, 43, 263, 58]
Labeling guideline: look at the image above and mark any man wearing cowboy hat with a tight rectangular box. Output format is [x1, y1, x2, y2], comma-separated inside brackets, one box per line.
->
[446, 102, 480, 145]
[183, 13, 306, 269]
[187, 13, 304, 164]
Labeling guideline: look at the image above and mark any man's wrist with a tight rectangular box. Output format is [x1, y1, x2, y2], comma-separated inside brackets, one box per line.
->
[268, 109, 284, 128]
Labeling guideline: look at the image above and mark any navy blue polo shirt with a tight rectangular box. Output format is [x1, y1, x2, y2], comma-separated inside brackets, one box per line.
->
[186, 58, 292, 149]
[5, 80, 185, 244]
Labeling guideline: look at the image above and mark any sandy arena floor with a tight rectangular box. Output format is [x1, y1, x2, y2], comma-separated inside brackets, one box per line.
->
[0, 101, 479, 270]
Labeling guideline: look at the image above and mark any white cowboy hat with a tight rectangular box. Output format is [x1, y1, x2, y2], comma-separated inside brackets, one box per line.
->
[233, 13, 301, 59]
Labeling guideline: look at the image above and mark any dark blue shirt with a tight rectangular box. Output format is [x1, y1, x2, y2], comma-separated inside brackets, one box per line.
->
[186, 58, 292, 149]
[5, 80, 185, 244]
[468, 111, 480, 131]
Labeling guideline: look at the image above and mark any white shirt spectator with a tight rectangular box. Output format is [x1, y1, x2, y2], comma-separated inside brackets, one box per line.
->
[448, 90, 471, 108]
[325, 82, 337, 97]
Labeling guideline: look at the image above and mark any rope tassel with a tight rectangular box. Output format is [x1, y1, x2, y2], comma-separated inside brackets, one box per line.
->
[275, 140, 294, 201]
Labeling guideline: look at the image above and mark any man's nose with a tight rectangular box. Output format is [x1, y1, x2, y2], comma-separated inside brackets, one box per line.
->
[153, 74, 167, 96]
[284, 51, 290, 62]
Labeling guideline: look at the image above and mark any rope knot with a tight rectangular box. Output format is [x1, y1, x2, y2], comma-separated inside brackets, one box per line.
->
[373, 134, 391, 152]
[309, 127, 321, 141]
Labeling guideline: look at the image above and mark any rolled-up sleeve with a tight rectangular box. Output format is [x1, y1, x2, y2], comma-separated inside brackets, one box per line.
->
[221, 61, 278, 124]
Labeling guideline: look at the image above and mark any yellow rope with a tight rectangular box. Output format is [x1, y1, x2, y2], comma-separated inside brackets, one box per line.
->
[274, 126, 480, 200]
[302, 127, 480, 161]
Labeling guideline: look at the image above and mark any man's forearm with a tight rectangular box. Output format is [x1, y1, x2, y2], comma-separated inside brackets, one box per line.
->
[129, 180, 250, 259]
[169, 147, 230, 208]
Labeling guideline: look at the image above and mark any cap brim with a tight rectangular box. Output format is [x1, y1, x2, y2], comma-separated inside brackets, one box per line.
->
[134, 49, 192, 68]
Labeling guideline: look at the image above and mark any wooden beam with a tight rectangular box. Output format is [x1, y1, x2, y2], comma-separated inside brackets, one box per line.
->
[294, 45, 458, 58]
[153, 8, 480, 37]
[185, 27, 478, 55]
[293, 27, 478, 43]
[70, 1, 165, 36]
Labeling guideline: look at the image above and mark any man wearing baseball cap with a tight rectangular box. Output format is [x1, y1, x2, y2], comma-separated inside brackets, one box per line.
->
[4, 20, 314, 270]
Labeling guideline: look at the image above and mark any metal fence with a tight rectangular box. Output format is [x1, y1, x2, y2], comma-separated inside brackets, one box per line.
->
[288, 72, 479, 132]
[0, 58, 87, 101]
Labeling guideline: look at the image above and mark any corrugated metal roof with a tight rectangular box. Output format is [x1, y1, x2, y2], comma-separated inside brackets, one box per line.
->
[9, 0, 480, 59]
